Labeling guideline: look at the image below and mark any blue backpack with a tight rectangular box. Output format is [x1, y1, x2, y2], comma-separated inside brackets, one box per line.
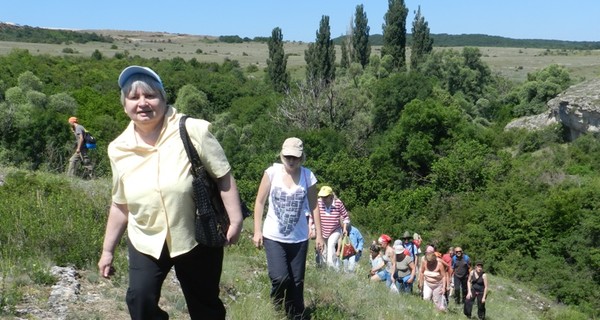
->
[452, 254, 470, 270]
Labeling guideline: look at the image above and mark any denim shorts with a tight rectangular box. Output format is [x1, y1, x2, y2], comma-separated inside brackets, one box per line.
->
[376, 269, 390, 281]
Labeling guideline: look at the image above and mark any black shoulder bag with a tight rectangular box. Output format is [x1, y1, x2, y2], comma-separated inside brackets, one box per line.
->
[179, 116, 234, 247]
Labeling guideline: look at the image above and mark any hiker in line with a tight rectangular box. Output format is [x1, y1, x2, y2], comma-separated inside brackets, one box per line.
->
[368, 243, 387, 281]
[442, 247, 455, 303]
[308, 185, 349, 270]
[401, 231, 421, 264]
[418, 252, 448, 311]
[392, 243, 416, 293]
[337, 222, 364, 273]
[452, 246, 471, 305]
[97, 65, 244, 320]
[67, 116, 91, 176]
[253, 137, 324, 320]
[377, 234, 395, 290]
[464, 261, 488, 320]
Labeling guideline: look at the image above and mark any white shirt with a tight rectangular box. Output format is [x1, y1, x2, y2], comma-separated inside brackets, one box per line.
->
[262, 163, 317, 243]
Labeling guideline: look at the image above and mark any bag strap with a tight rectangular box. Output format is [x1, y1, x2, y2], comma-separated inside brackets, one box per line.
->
[339, 235, 347, 261]
[179, 116, 205, 178]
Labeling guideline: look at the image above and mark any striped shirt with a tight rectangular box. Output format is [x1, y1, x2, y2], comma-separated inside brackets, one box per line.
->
[315, 197, 350, 238]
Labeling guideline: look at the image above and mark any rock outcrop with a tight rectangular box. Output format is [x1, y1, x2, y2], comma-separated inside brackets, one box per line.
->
[505, 78, 600, 140]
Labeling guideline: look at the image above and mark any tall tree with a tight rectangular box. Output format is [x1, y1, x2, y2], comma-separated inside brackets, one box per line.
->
[266, 27, 289, 93]
[351, 4, 371, 68]
[340, 39, 350, 69]
[410, 6, 433, 70]
[305, 15, 336, 86]
[381, 0, 409, 71]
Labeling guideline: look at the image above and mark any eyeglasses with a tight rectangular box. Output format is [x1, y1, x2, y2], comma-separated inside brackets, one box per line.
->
[455, 250, 462, 253]
[283, 155, 300, 161]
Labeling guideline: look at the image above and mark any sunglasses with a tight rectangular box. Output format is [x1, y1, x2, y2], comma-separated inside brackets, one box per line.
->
[283, 155, 300, 161]
[455, 250, 462, 253]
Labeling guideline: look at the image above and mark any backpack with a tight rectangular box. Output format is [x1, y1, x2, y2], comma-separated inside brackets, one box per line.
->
[452, 254, 470, 271]
[84, 131, 97, 149]
[84, 131, 97, 144]
[412, 233, 422, 252]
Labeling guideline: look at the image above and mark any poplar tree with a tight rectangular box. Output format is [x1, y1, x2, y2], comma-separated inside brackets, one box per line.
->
[340, 39, 350, 69]
[351, 4, 371, 68]
[381, 0, 408, 71]
[410, 6, 433, 70]
[266, 27, 289, 93]
[305, 15, 336, 86]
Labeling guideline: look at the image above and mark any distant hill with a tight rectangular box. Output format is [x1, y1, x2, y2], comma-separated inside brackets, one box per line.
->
[2, 22, 600, 50]
[0, 22, 113, 44]
[336, 33, 600, 50]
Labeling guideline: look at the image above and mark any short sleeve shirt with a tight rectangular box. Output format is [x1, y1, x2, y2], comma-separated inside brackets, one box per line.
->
[108, 107, 230, 259]
[74, 124, 87, 150]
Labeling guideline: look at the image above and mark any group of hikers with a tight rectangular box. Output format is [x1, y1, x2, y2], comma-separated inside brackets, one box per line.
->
[88, 65, 485, 320]
[367, 235, 488, 319]
[301, 183, 488, 319]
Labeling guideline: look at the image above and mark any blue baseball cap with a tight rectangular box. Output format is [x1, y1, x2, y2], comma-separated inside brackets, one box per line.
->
[118, 65, 163, 89]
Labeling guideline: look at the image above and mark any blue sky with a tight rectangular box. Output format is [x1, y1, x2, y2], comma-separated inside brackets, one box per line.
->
[3, 1, 600, 42]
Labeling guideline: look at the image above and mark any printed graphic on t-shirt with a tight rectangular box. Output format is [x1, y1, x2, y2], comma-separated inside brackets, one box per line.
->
[271, 186, 304, 236]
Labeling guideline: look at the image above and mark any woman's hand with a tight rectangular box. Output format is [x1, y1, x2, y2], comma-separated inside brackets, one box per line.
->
[226, 221, 243, 245]
[98, 251, 115, 278]
[253, 230, 263, 249]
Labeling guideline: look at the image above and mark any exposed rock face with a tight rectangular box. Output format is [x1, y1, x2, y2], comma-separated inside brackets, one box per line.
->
[505, 78, 600, 140]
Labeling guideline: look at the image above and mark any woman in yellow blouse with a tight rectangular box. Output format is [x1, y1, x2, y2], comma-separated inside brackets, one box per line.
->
[98, 65, 243, 320]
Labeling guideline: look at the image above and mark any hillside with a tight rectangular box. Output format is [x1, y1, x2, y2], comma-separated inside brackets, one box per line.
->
[362, 33, 600, 50]
[2, 26, 600, 83]
[3, 22, 600, 50]
[0, 169, 576, 320]
[0, 23, 599, 319]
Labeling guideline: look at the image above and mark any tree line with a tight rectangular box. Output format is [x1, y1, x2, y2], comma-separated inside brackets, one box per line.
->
[0, 23, 114, 44]
[0, 1, 597, 317]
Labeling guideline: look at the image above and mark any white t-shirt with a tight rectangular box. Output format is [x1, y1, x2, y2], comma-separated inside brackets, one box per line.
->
[262, 163, 317, 243]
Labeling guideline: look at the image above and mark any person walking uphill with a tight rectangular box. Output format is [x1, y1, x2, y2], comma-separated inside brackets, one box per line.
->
[67, 116, 91, 176]
[253, 137, 324, 320]
[338, 223, 364, 273]
[97, 65, 244, 320]
[310, 185, 350, 270]
[452, 246, 471, 305]
[464, 261, 488, 320]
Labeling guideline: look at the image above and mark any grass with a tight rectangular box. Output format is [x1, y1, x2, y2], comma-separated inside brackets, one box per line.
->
[2, 30, 600, 83]
[0, 168, 589, 320]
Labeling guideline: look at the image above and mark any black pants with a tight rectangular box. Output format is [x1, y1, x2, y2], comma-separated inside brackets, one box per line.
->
[263, 238, 308, 319]
[454, 274, 468, 304]
[464, 290, 486, 320]
[126, 241, 225, 320]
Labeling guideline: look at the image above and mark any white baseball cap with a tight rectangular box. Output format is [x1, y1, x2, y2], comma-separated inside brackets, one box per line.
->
[118, 65, 163, 89]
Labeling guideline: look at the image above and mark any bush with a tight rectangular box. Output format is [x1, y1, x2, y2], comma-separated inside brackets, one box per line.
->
[245, 64, 259, 73]
[0, 170, 111, 268]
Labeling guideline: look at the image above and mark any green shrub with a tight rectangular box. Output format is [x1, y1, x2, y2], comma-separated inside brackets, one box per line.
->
[62, 47, 77, 54]
[0, 170, 111, 268]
